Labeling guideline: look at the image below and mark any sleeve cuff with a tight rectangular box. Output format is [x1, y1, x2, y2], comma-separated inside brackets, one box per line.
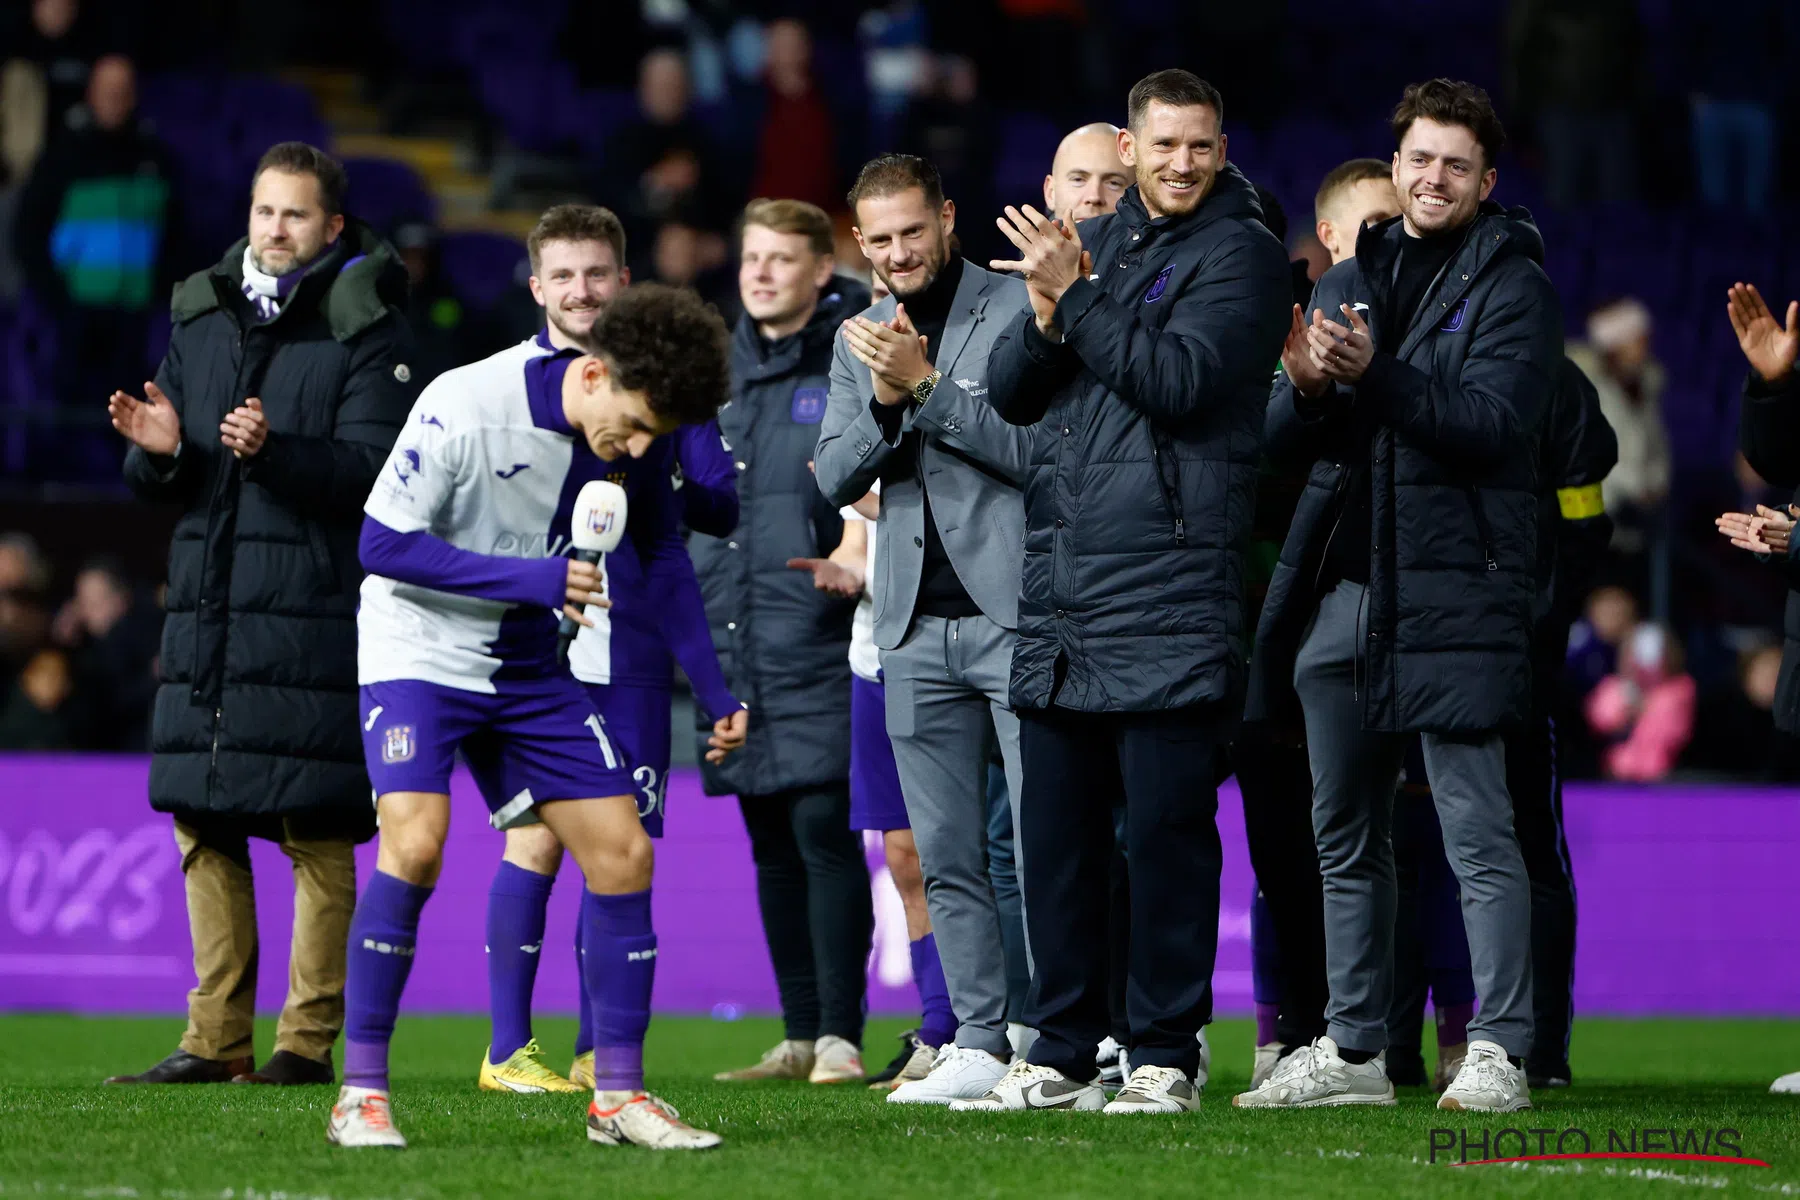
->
[1746, 370, 1798, 401]
[869, 396, 907, 444]
[1054, 275, 1104, 335]
[1022, 312, 1071, 363]
[537, 556, 570, 610]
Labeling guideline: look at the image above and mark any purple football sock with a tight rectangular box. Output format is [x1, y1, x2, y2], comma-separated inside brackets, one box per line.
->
[583, 888, 655, 1092]
[486, 861, 555, 1063]
[910, 934, 955, 1048]
[1255, 1002, 1280, 1047]
[574, 918, 594, 1057]
[1437, 1001, 1474, 1048]
[343, 870, 433, 1091]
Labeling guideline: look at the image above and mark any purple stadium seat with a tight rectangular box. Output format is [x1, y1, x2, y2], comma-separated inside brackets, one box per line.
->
[437, 231, 528, 312]
[343, 157, 438, 234]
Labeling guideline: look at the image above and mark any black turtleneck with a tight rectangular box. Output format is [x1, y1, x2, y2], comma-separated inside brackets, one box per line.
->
[871, 255, 981, 619]
[1323, 227, 1463, 588]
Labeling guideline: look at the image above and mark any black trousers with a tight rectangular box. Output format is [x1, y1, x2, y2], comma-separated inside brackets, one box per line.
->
[1234, 730, 1330, 1048]
[738, 785, 873, 1045]
[1507, 706, 1578, 1074]
[1019, 705, 1222, 1080]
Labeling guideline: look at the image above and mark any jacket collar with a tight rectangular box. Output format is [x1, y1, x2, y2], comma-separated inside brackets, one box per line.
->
[170, 219, 407, 342]
[733, 276, 873, 383]
[1114, 162, 1263, 244]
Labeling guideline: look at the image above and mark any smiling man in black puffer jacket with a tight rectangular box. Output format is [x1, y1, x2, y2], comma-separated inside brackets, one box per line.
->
[1237, 81, 1560, 1115]
[961, 70, 1289, 1115]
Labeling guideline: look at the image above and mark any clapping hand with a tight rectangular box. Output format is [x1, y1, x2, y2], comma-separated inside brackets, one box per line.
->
[1308, 304, 1374, 384]
[1727, 283, 1798, 385]
[107, 381, 181, 456]
[842, 304, 931, 406]
[220, 397, 268, 458]
[990, 205, 1090, 337]
[1717, 503, 1798, 557]
[1281, 305, 1330, 398]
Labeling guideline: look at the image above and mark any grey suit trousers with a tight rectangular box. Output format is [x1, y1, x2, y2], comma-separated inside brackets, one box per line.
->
[1294, 580, 1534, 1058]
[882, 612, 1024, 1056]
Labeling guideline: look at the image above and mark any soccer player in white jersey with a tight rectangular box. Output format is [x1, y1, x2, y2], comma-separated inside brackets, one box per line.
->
[471, 206, 745, 1096]
[327, 284, 732, 1151]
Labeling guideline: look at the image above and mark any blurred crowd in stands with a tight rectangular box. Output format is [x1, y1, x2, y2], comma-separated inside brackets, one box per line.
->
[1, 0, 1799, 778]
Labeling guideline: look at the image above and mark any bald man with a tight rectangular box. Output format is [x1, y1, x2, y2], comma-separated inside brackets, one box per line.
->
[1042, 123, 1131, 226]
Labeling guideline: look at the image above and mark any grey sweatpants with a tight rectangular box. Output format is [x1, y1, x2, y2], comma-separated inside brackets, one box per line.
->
[1294, 581, 1534, 1058]
[883, 612, 1025, 1056]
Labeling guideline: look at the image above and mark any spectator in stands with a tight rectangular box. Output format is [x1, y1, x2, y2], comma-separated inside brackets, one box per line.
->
[6, 0, 112, 159]
[649, 218, 734, 315]
[896, 56, 997, 266]
[1570, 298, 1669, 604]
[0, 532, 53, 686]
[1678, 0, 1790, 215]
[0, 645, 74, 749]
[1689, 642, 1800, 781]
[50, 555, 159, 752]
[1505, 0, 1642, 209]
[748, 20, 837, 212]
[392, 221, 504, 389]
[698, 199, 873, 1087]
[1585, 624, 1696, 781]
[15, 55, 176, 412]
[606, 48, 726, 251]
[102, 142, 416, 1088]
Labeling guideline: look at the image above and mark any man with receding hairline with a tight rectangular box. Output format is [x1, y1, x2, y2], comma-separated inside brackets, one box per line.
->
[1043, 123, 1131, 226]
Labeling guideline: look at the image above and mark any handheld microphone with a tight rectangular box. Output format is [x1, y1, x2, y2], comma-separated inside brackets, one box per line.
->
[556, 480, 628, 666]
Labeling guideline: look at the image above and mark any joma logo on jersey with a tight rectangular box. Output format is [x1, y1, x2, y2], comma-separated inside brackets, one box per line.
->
[381, 724, 415, 764]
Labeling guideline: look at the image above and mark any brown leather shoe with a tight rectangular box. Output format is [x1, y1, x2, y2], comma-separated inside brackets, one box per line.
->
[105, 1050, 254, 1084]
[231, 1049, 334, 1085]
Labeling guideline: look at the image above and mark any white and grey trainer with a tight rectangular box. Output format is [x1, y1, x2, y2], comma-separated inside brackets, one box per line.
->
[888, 1045, 1008, 1105]
[1232, 1036, 1396, 1109]
[1096, 1037, 1127, 1087]
[1103, 1064, 1200, 1114]
[947, 1059, 1106, 1112]
[1438, 1041, 1531, 1113]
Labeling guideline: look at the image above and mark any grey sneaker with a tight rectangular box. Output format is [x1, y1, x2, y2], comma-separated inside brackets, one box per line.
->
[1103, 1064, 1199, 1114]
[1232, 1036, 1397, 1109]
[947, 1059, 1105, 1112]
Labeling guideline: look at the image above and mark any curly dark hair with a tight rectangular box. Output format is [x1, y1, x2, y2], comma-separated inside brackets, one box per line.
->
[588, 283, 730, 427]
[1391, 79, 1506, 170]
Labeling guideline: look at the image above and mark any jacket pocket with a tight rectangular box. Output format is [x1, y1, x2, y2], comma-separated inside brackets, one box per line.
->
[1148, 426, 1186, 547]
[1463, 486, 1497, 572]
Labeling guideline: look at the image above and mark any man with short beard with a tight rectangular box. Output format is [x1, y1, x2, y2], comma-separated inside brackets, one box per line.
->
[104, 142, 417, 1087]
[815, 154, 1033, 1106]
[1239, 79, 1560, 1114]
[966, 70, 1289, 1115]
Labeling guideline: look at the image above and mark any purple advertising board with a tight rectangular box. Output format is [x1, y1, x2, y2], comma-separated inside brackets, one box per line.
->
[1, 753, 1797, 1017]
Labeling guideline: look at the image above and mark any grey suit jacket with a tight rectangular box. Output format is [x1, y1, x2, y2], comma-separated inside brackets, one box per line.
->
[815, 261, 1032, 649]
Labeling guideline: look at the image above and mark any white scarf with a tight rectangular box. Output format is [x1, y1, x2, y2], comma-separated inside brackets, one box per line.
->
[241, 246, 294, 320]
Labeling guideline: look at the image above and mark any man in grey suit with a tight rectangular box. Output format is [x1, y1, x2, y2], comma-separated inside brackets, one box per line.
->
[815, 154, 1032, 1105]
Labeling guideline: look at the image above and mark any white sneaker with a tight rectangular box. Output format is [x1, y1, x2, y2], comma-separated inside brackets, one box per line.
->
[889, 1044, 1008, 1105]
[1252, 1041, 1287, 1089]
[809, 1035, 863, 1084]
[948, 1059, 1105, 1112]
[1007, 1022, 1039, 1059]
[1096, 1037, 1126, 1087]
[1772, 1070, 1800, 1095]
[587, 1091, 721, 1149]
[1232, 1037, 1396, 1108]
[1438, 1041, 1531, 1113]
[713, 1038, 813, 1081]
[1103, 1064, 1200, 1114]
[326, 1086, 407, 1148]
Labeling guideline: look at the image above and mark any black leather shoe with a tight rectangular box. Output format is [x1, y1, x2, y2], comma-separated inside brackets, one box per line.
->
[106, 1049, 254, 1084]
[232, 1049, 334, 1085]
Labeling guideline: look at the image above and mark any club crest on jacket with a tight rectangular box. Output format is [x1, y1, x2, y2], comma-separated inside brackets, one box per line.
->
[1143, 265, 1175, 304]
[790, 386, 827, 423]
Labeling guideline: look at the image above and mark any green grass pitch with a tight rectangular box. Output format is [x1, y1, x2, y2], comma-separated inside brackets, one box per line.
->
[3, 1014, 1798, 1198]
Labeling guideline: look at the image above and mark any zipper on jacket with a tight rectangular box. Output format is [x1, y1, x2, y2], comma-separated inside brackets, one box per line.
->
[208, 706, 222, 791]
[1463, 486, 1498, 571]
[1149, 433, 1187, 547]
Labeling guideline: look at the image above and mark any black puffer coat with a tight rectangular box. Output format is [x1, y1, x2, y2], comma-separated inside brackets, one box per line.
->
[1737, 370, 1800, 732]
[692, 280, 869, 796]
[983, 166, 1290, 713]
[124, 224, 416, 828]
[1247, 204, 1562, 733]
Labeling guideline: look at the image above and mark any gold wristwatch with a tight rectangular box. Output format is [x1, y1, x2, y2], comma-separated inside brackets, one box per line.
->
[912, 369, 943, 405]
